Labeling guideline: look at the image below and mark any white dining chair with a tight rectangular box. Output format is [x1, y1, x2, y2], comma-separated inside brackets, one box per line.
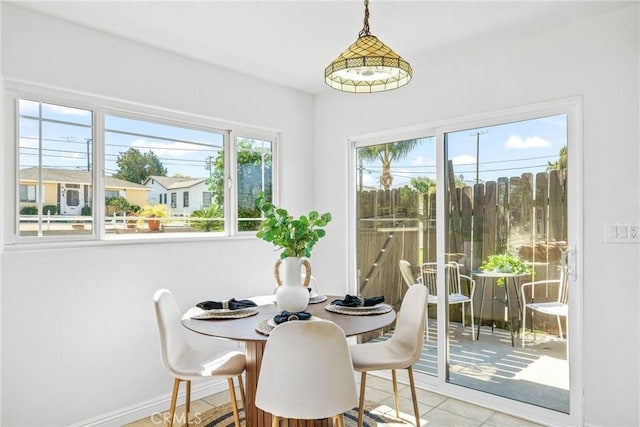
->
[255, 320, 357, 426]
[154, 289, 247, 427]
[349, 283, 428, 427]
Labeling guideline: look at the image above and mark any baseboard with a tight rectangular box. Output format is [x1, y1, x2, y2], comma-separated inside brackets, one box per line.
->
[69, 379, 229, 427]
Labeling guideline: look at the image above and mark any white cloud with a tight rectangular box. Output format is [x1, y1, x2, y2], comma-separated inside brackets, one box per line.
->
[359, 173, 374, 187]
[411, 155, 434, 166]
[504, 135, 551, 149]
[451, 154, 476, 165]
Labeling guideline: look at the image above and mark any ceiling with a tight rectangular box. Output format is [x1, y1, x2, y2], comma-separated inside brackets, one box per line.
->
[9, 1, 630, 95]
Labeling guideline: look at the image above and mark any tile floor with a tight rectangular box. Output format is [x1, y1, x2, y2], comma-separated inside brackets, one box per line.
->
[126, 375, 544, 427]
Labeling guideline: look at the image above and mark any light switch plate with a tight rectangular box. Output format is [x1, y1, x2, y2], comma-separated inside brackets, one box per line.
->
[606, 223, 640, 243]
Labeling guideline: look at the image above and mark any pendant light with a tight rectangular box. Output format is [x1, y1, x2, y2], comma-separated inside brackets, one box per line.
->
[324, 0, 412, 93]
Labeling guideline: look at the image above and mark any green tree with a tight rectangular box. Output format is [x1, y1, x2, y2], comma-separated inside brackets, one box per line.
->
[410, 176, 436, 194]
[113, 148, 167, 184]
[358, 139, 419, 190]
[207, 139, 272, 217]
[547, 145, 567, 172]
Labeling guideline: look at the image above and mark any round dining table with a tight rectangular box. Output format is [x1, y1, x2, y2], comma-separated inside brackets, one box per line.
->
[182, 295, 396, 427]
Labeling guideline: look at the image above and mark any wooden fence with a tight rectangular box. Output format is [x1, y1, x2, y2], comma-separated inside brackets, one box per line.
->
[357, 168, 567, 333]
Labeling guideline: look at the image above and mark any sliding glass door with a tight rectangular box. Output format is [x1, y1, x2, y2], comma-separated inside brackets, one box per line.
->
[444, 114, 570, 413]
[352, 99, 581, 426]
[354, 136, 438, 374]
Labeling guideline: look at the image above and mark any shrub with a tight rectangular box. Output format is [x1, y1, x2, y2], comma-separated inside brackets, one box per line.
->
[106, 196, 131, 213]
[42, 205, 58, 215]
[191, 205, 224, 232]
[20, 206, 38, 215]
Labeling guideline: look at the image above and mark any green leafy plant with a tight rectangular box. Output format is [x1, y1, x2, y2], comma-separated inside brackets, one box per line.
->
[480, 253, 533, 285]
[20, 206, 38, 215]
[255, 192, 332, 259]
[42, 205, 58, 215]
[106, 196, 131, 214]
[191, 204, 224, 232]
[138, 204, 169, 232]
[138, 204, 169, 219]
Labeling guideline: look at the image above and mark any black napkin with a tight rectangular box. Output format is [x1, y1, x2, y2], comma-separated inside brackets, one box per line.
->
[331, 295, 385, 307]
[196, 298, 257, 311]
[273, 310, 312, 325]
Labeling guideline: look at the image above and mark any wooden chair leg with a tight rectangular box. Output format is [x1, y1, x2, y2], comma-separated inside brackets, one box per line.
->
[391, 369, 399, 418]
[167, 378, 181, 427]
[358, 372, 367, 427]
[407, 366, 421, 426]
[271, 415, 280, 427]
[185, 380, 191, 424]
[228, 378, 241, 427]
[237, 374, 246, 410]
[334, 413, 345, 427]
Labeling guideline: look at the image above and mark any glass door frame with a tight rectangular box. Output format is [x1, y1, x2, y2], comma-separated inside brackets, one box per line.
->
[348, 96, 583, 427]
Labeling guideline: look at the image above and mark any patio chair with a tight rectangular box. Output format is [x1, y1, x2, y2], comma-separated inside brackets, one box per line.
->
[420, 261, 476, 341]
[521, 266, 569, 348]
[399, 259, 420, 287]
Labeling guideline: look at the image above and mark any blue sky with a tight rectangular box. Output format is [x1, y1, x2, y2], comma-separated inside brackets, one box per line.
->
[19, 99, 224, 179]
[21, 100, 566, 187]
[359, 114, 567, 189]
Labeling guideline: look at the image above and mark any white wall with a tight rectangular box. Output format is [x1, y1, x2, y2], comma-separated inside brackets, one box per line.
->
[313, 4, 639, 427]
[1, 4, 314, 425]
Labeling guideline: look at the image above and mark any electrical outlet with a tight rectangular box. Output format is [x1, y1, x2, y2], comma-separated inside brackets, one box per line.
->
[606, 223, 640, 243]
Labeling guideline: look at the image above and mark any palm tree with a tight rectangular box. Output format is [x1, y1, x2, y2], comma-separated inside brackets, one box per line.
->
[358, 139, 419, 190]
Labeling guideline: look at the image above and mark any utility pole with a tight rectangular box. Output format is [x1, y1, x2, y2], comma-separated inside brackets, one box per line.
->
[86, 139, 92, 171]
[470, 130, 488, 184]
[358, 157, 363, 192]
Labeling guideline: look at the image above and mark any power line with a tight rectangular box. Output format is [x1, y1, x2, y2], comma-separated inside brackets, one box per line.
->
[363, 154, 560, 170]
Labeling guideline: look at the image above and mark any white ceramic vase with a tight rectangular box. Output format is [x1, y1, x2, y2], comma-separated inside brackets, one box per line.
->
[274, 257, 311, 312]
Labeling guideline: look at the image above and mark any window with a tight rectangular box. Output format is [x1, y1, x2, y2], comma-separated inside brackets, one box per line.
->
[66, 188, 80, 207]
[202, 192, 212, 207]
[19, 185, 37, 202]
[235, 137, 273, 232]
[11, 88, 278, 242]
[17, 99, 93, 237]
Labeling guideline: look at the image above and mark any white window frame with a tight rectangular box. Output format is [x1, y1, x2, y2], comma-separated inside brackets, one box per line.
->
[3, 81, 279, 246]
[230, 130, 279, 236]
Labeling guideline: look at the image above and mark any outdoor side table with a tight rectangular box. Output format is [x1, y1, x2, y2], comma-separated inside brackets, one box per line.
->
[472, 271, 529, 346]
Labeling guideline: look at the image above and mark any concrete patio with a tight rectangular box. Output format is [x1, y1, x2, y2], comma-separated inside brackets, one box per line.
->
[373, 320, 569, 413]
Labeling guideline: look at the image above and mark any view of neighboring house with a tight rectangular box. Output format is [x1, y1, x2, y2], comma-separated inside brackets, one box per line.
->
[143, 175, 212, 215]
[19, 167, 148, 215]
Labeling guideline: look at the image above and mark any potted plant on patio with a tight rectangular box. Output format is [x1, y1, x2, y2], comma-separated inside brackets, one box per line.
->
[254, 192, 332, 311]
[138, 204, 169, 232]
[480, 252, 532, 284]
